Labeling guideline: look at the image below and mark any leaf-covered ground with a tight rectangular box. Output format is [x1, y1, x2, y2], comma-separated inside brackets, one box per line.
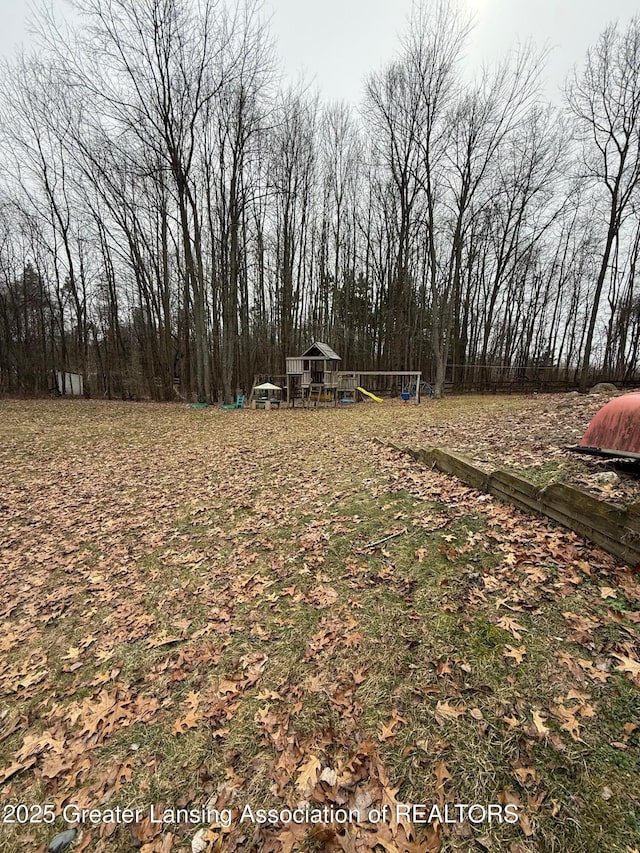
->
[1, 396, 639, 853]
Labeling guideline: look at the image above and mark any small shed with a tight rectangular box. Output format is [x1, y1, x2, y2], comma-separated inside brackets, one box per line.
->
[55, 371, 84, 396]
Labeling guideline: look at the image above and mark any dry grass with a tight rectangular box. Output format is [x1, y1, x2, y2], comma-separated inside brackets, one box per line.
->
[0, 396, 638, 853]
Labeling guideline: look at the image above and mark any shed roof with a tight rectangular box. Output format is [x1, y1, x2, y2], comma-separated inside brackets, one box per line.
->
[301, 341, 341, 360]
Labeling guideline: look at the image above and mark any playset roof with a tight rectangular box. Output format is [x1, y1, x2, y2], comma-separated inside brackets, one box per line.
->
[300, 342, 341, 361]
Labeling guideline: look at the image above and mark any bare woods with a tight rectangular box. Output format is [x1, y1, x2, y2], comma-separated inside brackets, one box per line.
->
[0, 0, 639, 401]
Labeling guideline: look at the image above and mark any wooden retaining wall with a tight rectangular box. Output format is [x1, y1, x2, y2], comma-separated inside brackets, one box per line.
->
[387, 443, 640, 567]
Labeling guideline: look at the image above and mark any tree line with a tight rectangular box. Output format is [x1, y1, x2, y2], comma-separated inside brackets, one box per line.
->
[0, 0, 639, 401]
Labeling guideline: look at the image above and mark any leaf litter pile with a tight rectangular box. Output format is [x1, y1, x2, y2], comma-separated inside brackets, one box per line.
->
[1, 395, 639, 853]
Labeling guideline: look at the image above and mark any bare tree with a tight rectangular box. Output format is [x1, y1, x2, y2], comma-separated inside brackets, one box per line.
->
[567, 17, 640, 391]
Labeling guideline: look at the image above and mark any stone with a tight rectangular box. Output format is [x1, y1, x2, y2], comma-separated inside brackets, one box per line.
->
[589, 382, 619, 395]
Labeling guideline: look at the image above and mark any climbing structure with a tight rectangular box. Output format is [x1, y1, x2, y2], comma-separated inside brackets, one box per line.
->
[285, 342, 343, 406]
[285, 342, 422, 407]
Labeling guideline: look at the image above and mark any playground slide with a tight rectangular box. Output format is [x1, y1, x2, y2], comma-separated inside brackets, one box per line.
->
[357, 386, 383, 403]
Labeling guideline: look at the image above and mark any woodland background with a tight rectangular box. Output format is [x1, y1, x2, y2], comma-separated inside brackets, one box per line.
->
[0, 0, 639, 402]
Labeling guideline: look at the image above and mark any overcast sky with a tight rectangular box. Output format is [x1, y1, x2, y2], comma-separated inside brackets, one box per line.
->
[0, 0, 638, 104]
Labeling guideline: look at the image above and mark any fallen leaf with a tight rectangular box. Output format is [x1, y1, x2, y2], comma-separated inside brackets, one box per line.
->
[496, 616, 527, 640]
[504, 645, 526, 664]
[319, 766, 337, 786]
[435, 700, 466, 720]
[532, 711, 549, 736]
[612, 653, 640, 679]
[295, 754, 321, 797]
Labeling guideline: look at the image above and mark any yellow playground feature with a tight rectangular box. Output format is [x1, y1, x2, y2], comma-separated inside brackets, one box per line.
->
[357, 386, 384, 403]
